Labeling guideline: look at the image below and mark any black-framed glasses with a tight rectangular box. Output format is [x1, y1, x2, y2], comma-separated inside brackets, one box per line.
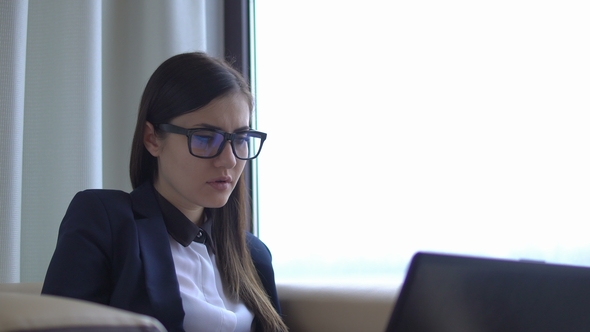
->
[158, 123, 267, 160]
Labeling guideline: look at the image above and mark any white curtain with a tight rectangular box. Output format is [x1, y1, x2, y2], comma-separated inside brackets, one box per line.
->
[0, 0, 223, 283]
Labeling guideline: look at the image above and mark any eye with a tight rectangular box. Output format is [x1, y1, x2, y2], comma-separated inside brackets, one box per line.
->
[233, 133, 249, 145]
[191, 132, 219, 148]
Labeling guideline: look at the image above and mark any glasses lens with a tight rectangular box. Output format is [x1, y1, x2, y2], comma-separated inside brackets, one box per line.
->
[189, 130, 264, 159]
[232, 132, 263, 159]
[190, 131, 225, 157]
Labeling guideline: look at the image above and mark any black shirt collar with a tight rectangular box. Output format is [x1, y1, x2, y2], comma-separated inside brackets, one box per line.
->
[154, 189, 214, 250]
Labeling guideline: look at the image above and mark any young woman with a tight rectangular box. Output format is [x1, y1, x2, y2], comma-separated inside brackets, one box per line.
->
[42, 52, 288, 332]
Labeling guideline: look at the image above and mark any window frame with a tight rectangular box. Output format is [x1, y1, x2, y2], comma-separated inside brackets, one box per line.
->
[224, 0, 258, 234]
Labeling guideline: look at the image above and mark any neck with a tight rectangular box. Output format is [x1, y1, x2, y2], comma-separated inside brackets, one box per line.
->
[153, 180, 205, 225]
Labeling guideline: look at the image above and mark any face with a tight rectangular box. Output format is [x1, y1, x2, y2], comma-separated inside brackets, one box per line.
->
[144, 93, 250, 222]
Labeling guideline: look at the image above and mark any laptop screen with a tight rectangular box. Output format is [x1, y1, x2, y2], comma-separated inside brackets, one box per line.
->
[385, 252, 590, 332]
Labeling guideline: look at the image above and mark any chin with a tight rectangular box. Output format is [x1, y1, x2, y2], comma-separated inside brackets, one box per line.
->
[205, 198, 231, 209]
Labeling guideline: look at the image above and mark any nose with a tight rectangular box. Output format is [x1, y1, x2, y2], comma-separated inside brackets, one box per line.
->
[213, 140, 237, 168]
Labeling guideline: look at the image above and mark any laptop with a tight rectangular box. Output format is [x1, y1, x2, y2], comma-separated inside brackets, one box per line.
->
[385, 252, 590, 332]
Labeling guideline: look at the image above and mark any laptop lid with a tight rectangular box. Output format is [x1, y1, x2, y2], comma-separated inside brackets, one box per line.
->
[385, 252, 590, 332]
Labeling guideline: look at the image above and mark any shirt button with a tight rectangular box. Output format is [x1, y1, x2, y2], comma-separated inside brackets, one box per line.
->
[196, 230, 203, 238]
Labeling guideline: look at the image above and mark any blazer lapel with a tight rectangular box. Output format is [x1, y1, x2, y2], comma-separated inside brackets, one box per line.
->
[131, 182, 185, 331]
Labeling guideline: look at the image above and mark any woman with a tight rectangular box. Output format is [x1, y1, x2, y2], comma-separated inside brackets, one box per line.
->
[42, 52, 288, 332]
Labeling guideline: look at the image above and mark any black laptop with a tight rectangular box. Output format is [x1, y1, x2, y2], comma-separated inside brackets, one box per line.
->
[385, 252, 590, 332]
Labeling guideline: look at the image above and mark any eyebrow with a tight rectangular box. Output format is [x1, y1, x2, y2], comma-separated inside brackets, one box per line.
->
[193, 123, 251, 132]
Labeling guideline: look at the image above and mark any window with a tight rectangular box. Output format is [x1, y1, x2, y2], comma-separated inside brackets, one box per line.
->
[252, 1, 590, 284]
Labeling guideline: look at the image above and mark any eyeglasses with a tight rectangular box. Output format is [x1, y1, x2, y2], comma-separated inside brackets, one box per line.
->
[157, 123, 267, 160]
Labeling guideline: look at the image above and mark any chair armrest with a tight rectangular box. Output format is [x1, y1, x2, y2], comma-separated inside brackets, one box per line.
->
[0, 282, 42, 295]
[277, 281, 399, 332]
[0, 291, 166, 332]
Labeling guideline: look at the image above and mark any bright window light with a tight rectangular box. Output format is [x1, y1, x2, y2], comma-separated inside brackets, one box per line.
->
[252, 1, 590, 285]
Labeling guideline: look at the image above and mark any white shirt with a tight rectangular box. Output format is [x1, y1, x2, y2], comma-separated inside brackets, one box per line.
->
[169, 232, 254, 332]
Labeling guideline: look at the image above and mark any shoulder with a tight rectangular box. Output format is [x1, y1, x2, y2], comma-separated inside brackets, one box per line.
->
[71, 188, 131, 205]
[246, 232, 272, 261]
[66, 189, 133, 216]
[60, 189, 134, 233]
[245, 233, 282, 312]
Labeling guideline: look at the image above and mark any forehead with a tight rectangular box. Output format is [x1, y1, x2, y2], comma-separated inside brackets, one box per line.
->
[173, 93, 251, 130]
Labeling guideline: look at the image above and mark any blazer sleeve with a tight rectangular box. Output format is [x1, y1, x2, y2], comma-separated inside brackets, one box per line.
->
[246, 233, 282, 314]
[42, 190, 123, 304]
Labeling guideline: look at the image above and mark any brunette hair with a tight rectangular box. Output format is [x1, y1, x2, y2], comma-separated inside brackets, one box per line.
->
[129, 52, 287, 331]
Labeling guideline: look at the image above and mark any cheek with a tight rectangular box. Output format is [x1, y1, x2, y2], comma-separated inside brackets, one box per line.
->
[235, 160, 247, 175]
[159, 143, 198, 178]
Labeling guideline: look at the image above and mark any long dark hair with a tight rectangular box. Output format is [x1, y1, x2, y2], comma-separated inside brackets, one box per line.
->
[129, 52, 287, 331]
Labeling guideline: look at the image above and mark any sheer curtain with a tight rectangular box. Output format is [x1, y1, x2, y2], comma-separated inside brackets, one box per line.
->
[0, 0, 223, 283]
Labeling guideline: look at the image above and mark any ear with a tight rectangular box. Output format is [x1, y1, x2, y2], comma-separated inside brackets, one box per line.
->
[143, 122, 161, 157]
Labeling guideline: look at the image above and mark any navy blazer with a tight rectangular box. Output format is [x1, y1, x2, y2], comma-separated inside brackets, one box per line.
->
[42, 182, 280, 332]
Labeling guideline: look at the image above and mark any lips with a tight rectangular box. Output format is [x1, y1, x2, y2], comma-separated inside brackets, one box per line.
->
[206, 176, 232, 191]
[207, 176, 232, 184]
